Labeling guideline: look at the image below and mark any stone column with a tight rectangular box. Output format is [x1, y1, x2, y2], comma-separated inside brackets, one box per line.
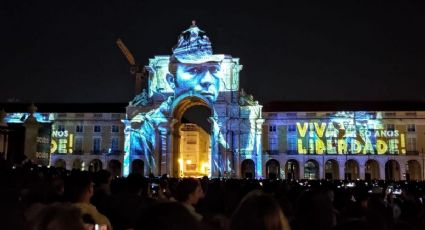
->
[158, 123, 170, 176]
[299, 161, 305, 179]
[169, 119, 179, 177]
[379, 161, 386, 180]
[23, 105, 41, 163]
[319, 160, 324, 180]
[121, 119, 131, 177]
[255, 119, 264, 178]
[209, 116, 221, 177]
[339, 161, 345, 180]
[234, 131, 241, 178]
[399, 161, 406, 181]
[359, 165, 366, 180]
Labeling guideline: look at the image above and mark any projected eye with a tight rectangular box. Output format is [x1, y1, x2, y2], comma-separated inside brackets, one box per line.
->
[209, 65, 220, 74]
[187, 67, 201, 75]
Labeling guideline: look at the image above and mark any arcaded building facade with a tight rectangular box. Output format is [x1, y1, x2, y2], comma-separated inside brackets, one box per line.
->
[2, 106, 425, 180]
[261, 111, 424, 181]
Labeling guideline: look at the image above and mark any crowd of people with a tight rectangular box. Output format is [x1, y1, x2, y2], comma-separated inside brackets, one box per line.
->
[1, 161, 425, 230]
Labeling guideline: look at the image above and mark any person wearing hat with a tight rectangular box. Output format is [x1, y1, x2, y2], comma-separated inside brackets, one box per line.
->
[167, 20, 224, 104]
[131, 22, 227, 175]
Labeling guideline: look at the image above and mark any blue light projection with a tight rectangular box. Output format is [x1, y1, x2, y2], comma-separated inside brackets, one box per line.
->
[128, 22, 228, 177]
[5, 112, 52, 123]
[127, 22, 263, 178]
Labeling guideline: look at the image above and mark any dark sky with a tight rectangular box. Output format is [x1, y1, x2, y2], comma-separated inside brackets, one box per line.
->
[1, 0, 425, 104]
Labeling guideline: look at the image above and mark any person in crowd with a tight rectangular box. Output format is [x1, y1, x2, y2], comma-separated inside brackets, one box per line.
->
[174, 177, 205, 221]
[106, 173, 155, 230]
[25, 203, 86, 230]
[66, 171, 112, 230]
[292, 189, 336, 230]
[231, 190, 290, 230]
[91, 170, 112, 214]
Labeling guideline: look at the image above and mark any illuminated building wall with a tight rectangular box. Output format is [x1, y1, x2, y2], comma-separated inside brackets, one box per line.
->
[49, 112, 125, 176]
[2, 109, 125, 177]
[262, 111, 425, 180]
[2, 106, 425, 181]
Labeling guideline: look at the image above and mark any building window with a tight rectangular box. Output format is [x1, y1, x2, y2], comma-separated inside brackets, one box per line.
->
[407, 137, 417, 152]
[111, 137, 119, 152]
[111, 113, 121, 119]
[57, 125, 65, 132]
[287, 137, 297, 151]
[93, 113, 103, 118]
[269, 137, 278, 151]
[287, 125, 296, 132]
[76, 125, 83, 133]
[58, 113, 67, 118]
[387, 124, 395, 131]
[93, 137, 101, 153]
[269, 125, 276, 132]
[75, 113, 84, 118]
[75, 137, 83, 153]
[405, 112, 417, 116]
[112, 125, 119, 133]
[94, 125, 101, 133]
[407, 124, 416, 132]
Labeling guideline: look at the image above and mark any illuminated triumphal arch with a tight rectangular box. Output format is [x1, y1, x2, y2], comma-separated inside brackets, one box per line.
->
[123, 23, 264, 178]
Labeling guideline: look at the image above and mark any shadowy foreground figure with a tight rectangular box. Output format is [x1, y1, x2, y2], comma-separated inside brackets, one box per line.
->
[231, 190, 291, 230]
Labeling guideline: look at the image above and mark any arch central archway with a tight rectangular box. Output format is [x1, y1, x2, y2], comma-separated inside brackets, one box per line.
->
[266, 159, 280, 179]
[285, 159, 299, 180]
[89, 159, 103, 173]
[304, 159, 319, 180]
[241, 159, 255, 179]
[325, 159, 339, 180]
[345, 159, 359, 180]
[131, 159, 144, 176]
[385, 160, 400, 181]
[365, 159, 380, 180]
[171, 96, 214, 178]
[54, 159, 66, 169]
[108, 160, 122, 178]
[406, 160, 421, 181]
[72, 158, 83, 171]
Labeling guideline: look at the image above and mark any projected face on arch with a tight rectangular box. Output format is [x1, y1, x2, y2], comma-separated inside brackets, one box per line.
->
[168, 62, 222, 104]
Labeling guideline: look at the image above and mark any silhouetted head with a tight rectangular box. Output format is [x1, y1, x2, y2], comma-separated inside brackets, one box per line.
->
[174, 178, 204, 205]
[231, 190, 290, 230]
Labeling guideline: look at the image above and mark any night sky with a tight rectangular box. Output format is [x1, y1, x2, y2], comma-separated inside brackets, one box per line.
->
[1, 0, 425, 104]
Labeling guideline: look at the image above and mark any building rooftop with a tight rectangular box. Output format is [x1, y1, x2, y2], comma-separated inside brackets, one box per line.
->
[263, 101, 425, 112]
[3, 101, 425, 113]
[0, 103, 128, 113]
